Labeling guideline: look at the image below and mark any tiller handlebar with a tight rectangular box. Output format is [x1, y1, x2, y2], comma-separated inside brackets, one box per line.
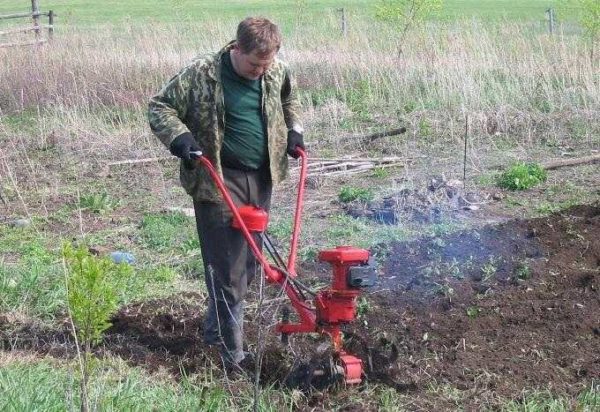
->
[192, 149, 376, 385]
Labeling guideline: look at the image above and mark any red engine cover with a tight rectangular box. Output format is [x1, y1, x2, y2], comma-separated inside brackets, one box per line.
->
[318, 246, 369, 264]
[231, 205, 269, 232]
[315, 291, 358, 323]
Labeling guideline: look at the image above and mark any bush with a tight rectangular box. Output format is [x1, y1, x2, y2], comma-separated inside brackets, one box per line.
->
[338, 186, 375, 203]
[497, 163, 547, 191]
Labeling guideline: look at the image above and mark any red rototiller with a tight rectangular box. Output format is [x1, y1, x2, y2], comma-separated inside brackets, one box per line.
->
[193, 149, 376, 385]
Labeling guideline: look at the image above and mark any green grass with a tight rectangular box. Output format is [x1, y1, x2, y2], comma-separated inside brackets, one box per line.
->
[338, 186, 375, 203]
[501, 386, 599, 411]
[0, 0, 579, 25]
[0, 220, 200, 317]
[0, 227, 65, 318]
[497, 163, 548, 191]
[0, 358, 303, 411]
[78, 191, 121, 215]
[139, 212, 197, 252]
[0, 360, 230, 412]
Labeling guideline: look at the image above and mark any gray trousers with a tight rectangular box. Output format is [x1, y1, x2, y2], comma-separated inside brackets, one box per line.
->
[193, 166, 272, 366]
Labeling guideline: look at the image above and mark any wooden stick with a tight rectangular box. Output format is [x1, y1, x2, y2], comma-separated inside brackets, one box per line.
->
[542, 154, 600, 170]
[107, 156, 174, 167]
[339, 127, 407, 144]
[107, 155, 411, 168]
[0, 38, 47, 48]
[0, 25, 46, 36]
[0, 11, 48, 20]
[305, 156, 407, 163]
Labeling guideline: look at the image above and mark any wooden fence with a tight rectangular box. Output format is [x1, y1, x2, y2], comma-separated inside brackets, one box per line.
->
[0, 0, 54, 48]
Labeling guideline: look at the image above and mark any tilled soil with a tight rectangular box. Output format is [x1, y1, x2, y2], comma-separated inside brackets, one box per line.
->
[1, 204, 598, 410]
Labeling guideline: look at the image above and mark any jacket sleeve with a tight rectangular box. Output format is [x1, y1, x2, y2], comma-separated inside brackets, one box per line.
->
[280, 64, 303, 132]
[148, 64, 196, 149]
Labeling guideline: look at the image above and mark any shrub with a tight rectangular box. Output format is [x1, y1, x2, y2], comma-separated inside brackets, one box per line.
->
[338, 186, 375, 203]
[497, 163, 547, 190]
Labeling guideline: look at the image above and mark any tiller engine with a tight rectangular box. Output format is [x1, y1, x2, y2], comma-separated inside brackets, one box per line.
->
[193, 149, 376, 385]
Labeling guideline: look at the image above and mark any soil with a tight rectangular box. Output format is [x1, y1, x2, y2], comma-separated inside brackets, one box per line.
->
[1, 204, 598, 410]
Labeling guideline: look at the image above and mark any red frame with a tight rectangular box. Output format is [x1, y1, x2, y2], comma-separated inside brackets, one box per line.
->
[195, 149, 365, 383]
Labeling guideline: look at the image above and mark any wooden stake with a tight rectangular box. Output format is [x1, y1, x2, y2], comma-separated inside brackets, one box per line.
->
[542, 153, 600, 170]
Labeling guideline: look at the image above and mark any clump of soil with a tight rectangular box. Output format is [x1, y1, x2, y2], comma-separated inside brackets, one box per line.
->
[1, 204, 598, 409]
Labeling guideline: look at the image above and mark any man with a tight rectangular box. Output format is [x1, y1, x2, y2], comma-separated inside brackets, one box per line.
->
[148, 17, 304, 371]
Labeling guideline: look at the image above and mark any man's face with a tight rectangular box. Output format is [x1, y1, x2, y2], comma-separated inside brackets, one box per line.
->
[231, 46, 276, 81]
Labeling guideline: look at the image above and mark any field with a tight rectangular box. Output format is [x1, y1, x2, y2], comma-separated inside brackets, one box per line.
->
[1, 0, 599, 411]
[0, 0, 583, 24]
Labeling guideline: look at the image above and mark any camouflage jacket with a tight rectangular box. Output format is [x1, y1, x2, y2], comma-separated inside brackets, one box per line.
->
[148, 41, 302, 202]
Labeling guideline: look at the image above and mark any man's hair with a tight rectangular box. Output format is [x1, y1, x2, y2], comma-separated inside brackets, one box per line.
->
[236, 17, 281, 56]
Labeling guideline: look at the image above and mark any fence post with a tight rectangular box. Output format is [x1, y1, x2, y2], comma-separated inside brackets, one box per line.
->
[31, 0, 40, 39]
[545, 8, 555, 34]
[337, 7, 347, 37]
[48, 10, 54, 40]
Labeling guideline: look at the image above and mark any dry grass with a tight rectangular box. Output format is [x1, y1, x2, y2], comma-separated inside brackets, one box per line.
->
[0, 18, 598, 216]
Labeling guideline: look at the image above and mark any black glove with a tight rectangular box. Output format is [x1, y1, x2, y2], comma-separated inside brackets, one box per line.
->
[169, 132, 201, 161]
[287, 130, 305, 159]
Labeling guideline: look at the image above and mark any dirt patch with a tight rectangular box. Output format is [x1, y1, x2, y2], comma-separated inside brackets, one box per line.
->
[346, 203, 599, 405]
[1, 204, 598, 409]
[343, 175, 494, 225]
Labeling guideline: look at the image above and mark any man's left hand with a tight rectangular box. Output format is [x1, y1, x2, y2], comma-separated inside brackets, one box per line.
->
[287, 130, 305, 159]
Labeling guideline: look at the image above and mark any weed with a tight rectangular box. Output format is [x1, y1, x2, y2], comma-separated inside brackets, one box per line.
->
[481, 256, 501, 282]
[577, 382, 599, 410]
[299, 246, 319, 262]
[307, 86, 339, 107]
[402, 100, 417, 113]
[515, 263, 532, 281]
[78, 192, 120, 214]
[180, 237, 200, 254]
[536, 198, 583, 215]
[345, 79, 372, 114]
[148, 265, 178, 283]
[431, 236, 446, 248]
[447, 258, 463, 279]
[356, 297, 371, 318]
[268, 218, 293, 242]
[497, 163, 547, 191]
[433, 282, 454, 301]
[418, 117, 433, 138]
[376, 386, 406, 411]
[466, 306, 481, 318]
[371, 167, 390, 179]
[338, 186, 375, 203]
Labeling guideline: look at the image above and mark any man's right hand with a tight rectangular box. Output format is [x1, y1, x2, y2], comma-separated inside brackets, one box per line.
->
[169, 132, 202, 161]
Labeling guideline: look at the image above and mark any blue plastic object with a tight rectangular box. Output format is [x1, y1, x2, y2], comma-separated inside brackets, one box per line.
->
[110, 251, 136, 265]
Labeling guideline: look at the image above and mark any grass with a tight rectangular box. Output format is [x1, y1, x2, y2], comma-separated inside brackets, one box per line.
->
[0, 227, 65, 319]
[0, 218, 199, 318]
[139, 212, 197, 252]
[0, 1, 582, 25]
[0, 359, 232, 411]
[501, 386, 600, 411]
[0, 356, 310, 411]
